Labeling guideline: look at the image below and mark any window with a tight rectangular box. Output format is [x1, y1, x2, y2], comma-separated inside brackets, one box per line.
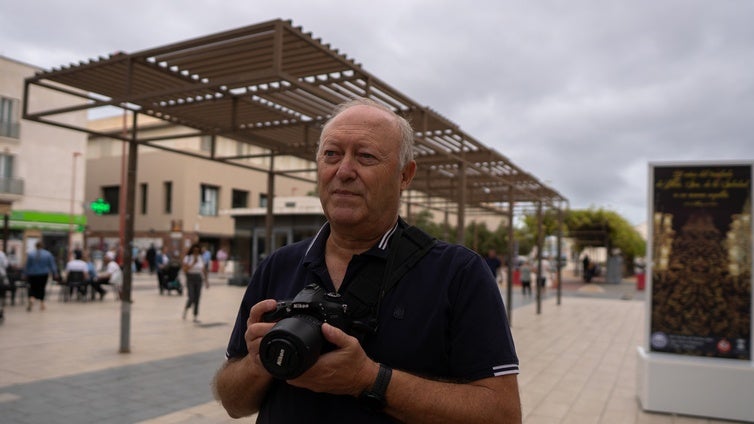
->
[0, 153, 14, 179]
[259, 193, 268, 208]
[164, 181, 172, 214]
[232, 189, 249, 208]
[102, 186, 120, 215]
[0, 97, 20, 138]
[0, 153, 16, 194]
[140, 183, 148, 215]
[200, 184, 219, 216]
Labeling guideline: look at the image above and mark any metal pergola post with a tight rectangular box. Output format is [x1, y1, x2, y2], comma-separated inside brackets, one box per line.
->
[535, 201, 544, 315]
[506, 187, 515, 325]
[119, 111, 138, 354]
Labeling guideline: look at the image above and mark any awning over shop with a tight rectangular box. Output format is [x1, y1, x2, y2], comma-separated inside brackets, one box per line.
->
[8, 210, 86, 232]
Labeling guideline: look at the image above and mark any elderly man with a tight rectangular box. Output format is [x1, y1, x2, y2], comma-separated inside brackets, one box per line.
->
[213, 98, 521, 423]
[96, 251, 122, 300]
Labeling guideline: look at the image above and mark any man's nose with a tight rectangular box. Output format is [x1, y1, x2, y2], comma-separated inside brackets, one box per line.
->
[335, 154, 357, 179]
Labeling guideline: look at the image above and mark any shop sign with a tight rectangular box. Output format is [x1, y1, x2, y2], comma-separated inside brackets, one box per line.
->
[90, 198, 111, 215]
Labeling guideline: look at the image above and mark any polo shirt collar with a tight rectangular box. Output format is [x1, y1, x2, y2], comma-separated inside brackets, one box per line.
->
[303, 218, 405, 265]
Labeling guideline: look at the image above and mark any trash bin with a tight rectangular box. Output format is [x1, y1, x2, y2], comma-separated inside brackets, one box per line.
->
[636, 273, 645, 291]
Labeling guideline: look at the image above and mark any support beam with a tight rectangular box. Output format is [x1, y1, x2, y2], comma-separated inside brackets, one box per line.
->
[535, 201, 544, 315]
[119, 111, 138, 354]
[506, 187, 515, 325]
[264, 155, 276, 257]
[455, 160, 467, 245]
[556, 204, 564, 306]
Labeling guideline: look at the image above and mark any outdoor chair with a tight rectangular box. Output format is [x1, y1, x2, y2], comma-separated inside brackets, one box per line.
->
[62, 271, 87, 302]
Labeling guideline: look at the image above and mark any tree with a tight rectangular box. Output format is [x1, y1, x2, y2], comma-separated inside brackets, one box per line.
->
[515, 207, 646, 270]
[411, 210, 451, 241]
[565, 208, 646, 261]
[463, 221, 508, 255]
[411, 210, 509, 257]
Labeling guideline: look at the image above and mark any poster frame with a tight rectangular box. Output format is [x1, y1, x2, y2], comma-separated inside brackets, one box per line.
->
[638, 160, 754, 422]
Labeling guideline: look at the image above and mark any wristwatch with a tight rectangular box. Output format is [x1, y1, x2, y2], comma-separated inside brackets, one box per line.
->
[359, 363, 392, 411]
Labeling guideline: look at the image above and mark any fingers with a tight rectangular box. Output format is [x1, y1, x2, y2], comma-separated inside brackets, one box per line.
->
[245, 300, 278, 362]
[320, 323, 353, 349]
[249, 299, 278, 324]
[288, 324, 373, 396]
[246, 300, 278, 343]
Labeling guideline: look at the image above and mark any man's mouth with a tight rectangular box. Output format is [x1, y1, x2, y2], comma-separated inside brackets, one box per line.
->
[332, 189, 359, 197]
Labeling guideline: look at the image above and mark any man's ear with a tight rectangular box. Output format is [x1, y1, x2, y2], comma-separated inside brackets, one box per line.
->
[400, 160, 417, 191]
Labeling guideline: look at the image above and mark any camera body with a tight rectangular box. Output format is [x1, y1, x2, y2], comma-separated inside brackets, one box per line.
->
[260, 283, 366, 379]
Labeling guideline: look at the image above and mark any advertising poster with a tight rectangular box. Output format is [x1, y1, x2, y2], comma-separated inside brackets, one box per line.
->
[650, 163, 751, 360]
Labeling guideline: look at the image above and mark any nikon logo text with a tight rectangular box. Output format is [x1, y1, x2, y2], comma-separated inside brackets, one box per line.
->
[276, 348, 286, 366]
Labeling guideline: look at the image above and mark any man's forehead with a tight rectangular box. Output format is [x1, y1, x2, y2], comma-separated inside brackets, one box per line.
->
[324, 106, 398, 136]
[337, 103, 396, 123]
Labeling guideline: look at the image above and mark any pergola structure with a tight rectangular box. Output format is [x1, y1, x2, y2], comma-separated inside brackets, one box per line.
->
[23, 19, 567, 348]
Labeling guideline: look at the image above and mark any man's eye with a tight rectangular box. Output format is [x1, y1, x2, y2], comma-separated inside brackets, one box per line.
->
[359, 153, 379, 164]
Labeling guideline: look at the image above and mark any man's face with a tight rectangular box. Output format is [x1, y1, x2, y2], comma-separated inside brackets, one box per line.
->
[317, 105, 415, 234]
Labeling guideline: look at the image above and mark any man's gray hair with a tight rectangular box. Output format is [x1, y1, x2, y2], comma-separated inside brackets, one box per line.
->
[318, 97, 415, 168]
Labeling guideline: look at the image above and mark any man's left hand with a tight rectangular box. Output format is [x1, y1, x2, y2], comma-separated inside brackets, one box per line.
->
[286, 323, 377, 397]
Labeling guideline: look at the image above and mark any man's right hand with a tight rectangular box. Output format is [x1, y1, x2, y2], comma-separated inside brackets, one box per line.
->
[213, 298, 278, 419]
[245, 299, 279, 363]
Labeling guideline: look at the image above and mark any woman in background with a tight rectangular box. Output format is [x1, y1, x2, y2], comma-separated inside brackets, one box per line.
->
[182, 243, 209, 322]
[23, 241, 59, 311]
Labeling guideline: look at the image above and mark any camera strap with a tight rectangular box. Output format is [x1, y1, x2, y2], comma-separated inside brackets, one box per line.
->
[343, 223, 437, 333]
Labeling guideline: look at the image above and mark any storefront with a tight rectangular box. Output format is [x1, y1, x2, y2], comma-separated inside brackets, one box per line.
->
[4, 210, 86, 268]
[227, 197, 326, 285]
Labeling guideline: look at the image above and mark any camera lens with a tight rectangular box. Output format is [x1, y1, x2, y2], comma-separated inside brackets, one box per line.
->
[260, 315, 324, 379]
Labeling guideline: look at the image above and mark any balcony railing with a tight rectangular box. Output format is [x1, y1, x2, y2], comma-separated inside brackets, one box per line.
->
[0, 178, 24, 196]
[0, 121, 20, 139]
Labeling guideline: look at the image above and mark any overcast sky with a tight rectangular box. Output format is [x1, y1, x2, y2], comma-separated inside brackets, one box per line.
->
[3, 0, 753, 225]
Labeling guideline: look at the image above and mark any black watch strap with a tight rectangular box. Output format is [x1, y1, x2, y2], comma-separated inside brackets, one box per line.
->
[359, 363, 392, 410]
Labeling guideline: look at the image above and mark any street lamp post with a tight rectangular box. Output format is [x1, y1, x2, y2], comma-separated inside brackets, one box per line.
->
[69, 151, 82, 259]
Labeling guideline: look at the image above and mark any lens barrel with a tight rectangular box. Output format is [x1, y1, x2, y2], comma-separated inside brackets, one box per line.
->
[259, 315, 324, 379]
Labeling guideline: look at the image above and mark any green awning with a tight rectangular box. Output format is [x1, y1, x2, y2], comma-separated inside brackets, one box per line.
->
[7, 210, 87, 232]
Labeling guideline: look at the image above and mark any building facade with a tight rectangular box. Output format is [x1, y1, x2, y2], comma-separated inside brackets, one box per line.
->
[228, 195, 326, 279]
[0, 55, 88, 269]
[84, 115, 318, 267]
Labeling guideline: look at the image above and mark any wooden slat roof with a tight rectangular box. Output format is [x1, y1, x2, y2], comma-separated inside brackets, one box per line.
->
[24, 18, 566, 216]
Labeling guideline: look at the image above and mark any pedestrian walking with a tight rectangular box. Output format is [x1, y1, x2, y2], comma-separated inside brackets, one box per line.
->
[216, 247, 228, 274]
[146, 244, 157, 274]
[23, 241, 60, 311]
[520, 259, 532, 296]
[484, 249, 503, 284]
[0, 247, 7, 319]
[182, 243, 208, 322]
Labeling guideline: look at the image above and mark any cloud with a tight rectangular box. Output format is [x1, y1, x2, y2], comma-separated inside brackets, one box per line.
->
[2, 0, 754, 226]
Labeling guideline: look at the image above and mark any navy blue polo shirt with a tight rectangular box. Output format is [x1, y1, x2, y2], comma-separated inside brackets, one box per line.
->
[225, 219, 519, 423]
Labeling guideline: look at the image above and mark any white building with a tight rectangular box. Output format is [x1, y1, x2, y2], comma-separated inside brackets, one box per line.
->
[0, 55, 87, 267]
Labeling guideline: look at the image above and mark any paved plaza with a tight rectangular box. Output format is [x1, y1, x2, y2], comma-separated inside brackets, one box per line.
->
[0, 270, 740, 423]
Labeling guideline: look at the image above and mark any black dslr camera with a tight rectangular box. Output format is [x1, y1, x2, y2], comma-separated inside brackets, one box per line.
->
[260, 283, 371, 379]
